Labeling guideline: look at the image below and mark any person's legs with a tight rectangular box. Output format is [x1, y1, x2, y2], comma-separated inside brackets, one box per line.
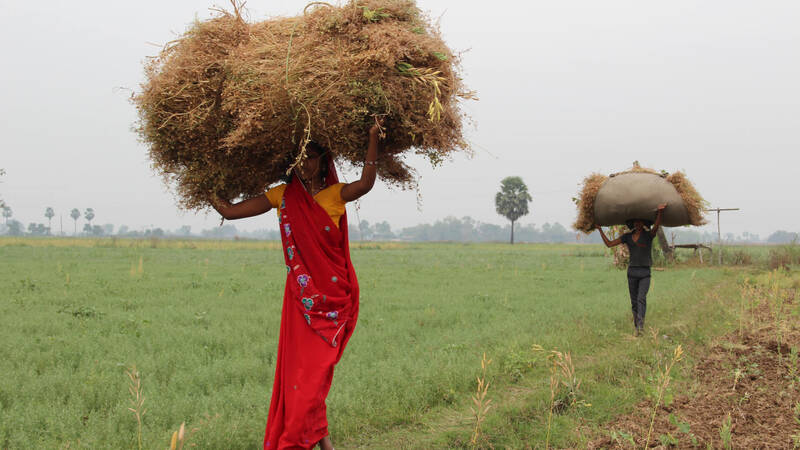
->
[627, 269, 639, 327]
[636, 271, 651, 332]
[627, 267, 651, 335]
[265, 286, 341, 449]
[318, 436, 334, 450]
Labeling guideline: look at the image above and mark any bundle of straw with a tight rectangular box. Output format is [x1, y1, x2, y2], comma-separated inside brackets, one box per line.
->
[572, 164, 708, 233]
[134, 0, 474, 210]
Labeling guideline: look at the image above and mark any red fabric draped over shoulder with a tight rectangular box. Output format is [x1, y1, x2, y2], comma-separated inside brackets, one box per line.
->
[264, 161, 359, 450]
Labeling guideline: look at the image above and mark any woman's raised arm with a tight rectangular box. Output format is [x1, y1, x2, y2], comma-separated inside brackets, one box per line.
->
[211, 195, 272, 220]
[341, 123, 382, 202]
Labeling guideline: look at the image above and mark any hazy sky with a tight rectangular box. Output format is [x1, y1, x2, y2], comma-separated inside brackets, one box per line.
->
[2, 0, 798, 238]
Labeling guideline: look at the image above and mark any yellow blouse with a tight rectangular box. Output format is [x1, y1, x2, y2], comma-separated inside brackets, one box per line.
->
[265, 183, 347, 228]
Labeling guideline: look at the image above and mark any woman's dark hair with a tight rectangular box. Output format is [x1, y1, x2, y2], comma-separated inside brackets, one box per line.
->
[282, 141, 330, 183]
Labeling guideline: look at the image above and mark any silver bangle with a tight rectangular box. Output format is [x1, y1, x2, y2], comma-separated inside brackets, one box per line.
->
[365, 160, 378, 166]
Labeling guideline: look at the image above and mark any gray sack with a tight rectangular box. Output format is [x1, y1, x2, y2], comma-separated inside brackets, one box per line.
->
[593, 172, 691, 227]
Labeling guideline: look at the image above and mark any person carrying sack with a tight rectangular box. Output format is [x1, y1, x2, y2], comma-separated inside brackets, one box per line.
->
[596, 204, 666, 336]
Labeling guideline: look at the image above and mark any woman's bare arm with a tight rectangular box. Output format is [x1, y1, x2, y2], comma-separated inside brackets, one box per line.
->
[596, 226, 622, 248]
[210, 195, 272, 220]
[340, 123, 382, 202]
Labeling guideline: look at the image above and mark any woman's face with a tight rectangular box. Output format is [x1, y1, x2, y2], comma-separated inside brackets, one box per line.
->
[634, 220, 645, 231]
[296, 149, 323, 181]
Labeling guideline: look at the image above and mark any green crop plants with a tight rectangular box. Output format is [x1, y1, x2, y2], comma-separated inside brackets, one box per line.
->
[609, 429, 636, 448]
[668, 413, 699, 446]
[792, 402, 800, 449]
[788, 346, 799, 388]
[0, 239, 745, 448]
[719, 412, 733, 449]
[658, 432, 678, 446]
[531, 345, 590, 449]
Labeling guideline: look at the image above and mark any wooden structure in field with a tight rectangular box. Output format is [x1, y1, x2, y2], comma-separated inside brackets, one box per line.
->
[705, 207, 740, 264]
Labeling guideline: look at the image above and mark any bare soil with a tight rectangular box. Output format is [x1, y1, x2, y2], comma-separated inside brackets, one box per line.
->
[591, 287, 800, 449]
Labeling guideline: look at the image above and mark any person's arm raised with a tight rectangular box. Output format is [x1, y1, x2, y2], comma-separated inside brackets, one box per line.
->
[210, 194, 272, 220]
[596, 226, 623, 248]
[340, 122, 382, 202]
[650, 203, 667, 236]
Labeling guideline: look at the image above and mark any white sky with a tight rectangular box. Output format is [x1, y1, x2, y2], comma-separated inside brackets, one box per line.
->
[2, 0, 798, 237]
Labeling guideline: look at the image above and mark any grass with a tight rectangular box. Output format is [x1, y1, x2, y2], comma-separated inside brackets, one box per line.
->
[644, 345, 683, 449]
[0, 238, 748, 448]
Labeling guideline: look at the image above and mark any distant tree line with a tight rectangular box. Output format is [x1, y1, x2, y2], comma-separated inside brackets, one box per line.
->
[764, 230, 799, 244]
[349, 216, 597, 243]
[0, 215, 795, 244]
[4, 170, 791, 244]
[0, 201, 794, 245]
[667, 228, 780, 245]
[0, 206, 102, 237]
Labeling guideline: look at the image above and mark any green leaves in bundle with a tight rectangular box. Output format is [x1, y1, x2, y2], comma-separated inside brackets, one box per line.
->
[360, 6, 390, 22]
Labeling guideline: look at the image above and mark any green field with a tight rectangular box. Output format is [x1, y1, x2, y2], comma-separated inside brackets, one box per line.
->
[0, 238, 750, 448]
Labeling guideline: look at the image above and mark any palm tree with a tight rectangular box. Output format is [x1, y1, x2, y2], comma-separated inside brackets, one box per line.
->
[70, 208, 80, 235]
[0, 168, 5, 209]
[44, 207, 55, 235]
[84, 208, 95, 227]
[495, 176, 532, 244]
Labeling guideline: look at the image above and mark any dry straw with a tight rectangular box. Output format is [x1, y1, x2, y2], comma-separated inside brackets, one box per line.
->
[469, 352, 492, 447]
[572, 163, 708, 233]
[125, 365, 146, 450]
[134, 0, 475, 210]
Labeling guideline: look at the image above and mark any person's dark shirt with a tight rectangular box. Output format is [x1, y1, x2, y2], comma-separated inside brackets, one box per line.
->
[621, 231, 654, 267]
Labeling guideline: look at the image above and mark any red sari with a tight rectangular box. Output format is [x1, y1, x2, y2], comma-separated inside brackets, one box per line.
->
[263, 165, 359, 450]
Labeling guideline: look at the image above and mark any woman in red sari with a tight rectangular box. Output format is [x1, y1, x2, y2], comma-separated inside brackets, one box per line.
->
[211, 124, 383, 450]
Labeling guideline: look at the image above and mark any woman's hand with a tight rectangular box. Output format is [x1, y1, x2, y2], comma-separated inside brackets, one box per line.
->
[657, 203, 667, 211]
[369, 124, 381, 138]
[209, 193, 231, 217]
[369, 116, 386, 139]
[210, 193, 232, 210]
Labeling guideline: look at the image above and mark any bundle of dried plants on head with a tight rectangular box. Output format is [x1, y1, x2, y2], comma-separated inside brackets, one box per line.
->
[572, 163, 708, 233]
[665, 171, 707, 226]
[134, 0, 475, 210]
[572, 173, 607, 234]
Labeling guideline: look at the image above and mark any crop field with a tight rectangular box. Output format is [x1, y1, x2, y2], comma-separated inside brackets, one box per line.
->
[1, 238, 790, 448]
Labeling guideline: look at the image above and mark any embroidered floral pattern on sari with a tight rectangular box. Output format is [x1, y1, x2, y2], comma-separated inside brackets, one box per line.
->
[297, 274, 310, 287]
